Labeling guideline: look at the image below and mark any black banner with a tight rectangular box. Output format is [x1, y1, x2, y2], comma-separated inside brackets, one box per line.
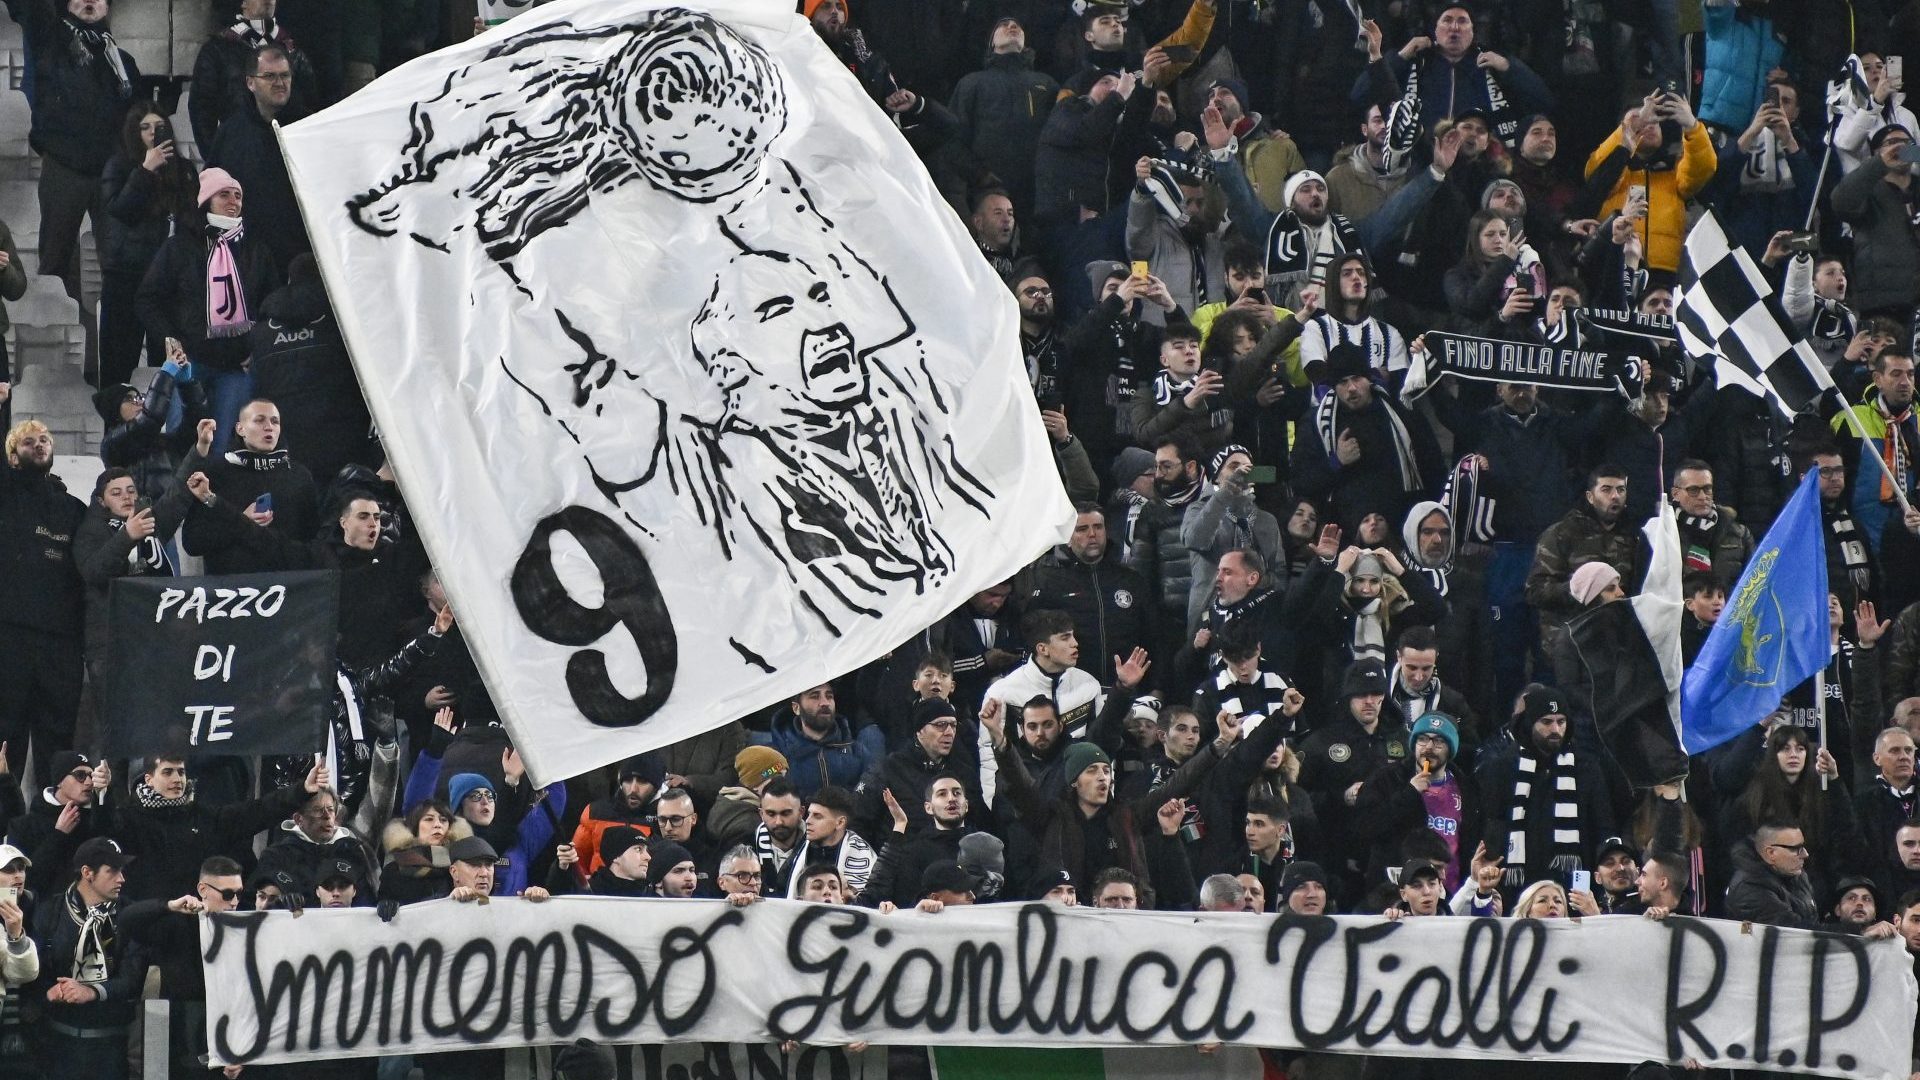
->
[102, 571, 338, 757]
[1420, 331, 1623, 393]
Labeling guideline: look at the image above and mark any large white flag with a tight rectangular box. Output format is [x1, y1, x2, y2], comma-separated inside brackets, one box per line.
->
[277, 0, 1072, 781]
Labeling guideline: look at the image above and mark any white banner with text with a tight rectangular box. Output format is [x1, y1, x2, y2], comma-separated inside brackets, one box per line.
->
[201, 899, 1916, 1078]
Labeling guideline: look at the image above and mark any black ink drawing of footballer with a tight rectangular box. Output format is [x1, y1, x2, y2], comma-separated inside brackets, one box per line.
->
[346, 8, 994, 661]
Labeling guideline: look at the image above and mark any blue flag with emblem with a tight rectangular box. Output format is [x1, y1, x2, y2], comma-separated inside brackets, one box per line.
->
[1680, 468, 1831, 754]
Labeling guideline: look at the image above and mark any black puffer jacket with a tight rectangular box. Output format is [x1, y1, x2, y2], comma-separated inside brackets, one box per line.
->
[1723, 840, 1821, 930]
[950, 51, 1059, 209]
[5, 0, 141, 175]
[99, 152, 199, 277]
[1129, 496, 1204, 630]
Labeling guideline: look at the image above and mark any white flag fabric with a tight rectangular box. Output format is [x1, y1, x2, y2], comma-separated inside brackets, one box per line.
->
[277, 0, 1073, 781]
[1631, 499, 1685, 756]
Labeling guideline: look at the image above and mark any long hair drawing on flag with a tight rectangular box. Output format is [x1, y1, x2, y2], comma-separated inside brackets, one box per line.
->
[340, 9, 992, 645]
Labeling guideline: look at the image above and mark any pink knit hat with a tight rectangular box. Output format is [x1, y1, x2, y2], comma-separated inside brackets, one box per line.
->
[197, 167, 243, 208]
[1569, 561, 1623, 606]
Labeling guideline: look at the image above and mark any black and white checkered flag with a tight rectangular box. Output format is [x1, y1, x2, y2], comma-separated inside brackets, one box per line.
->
[1675, 212, 1834, 421]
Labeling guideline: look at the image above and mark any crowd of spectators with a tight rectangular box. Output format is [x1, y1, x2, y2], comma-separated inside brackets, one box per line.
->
[6, 0, 1920, 1079]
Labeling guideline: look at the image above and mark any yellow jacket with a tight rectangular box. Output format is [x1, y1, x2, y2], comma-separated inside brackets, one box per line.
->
[1584, 121, 1717, 273]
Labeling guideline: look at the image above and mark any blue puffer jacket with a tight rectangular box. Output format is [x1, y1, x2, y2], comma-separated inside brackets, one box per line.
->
[752, 713, 884, 802]
[1699, 3, 1786, 131]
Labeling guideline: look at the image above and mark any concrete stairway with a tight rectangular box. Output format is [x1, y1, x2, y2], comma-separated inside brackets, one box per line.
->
[3, 0, 210, 457]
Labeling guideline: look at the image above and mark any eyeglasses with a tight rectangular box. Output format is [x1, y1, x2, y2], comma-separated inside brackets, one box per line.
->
[655, 814, 693, 827]
[198, 884, 243, 902]
[464, 790, 496, 804]
[723, 870, 763, 882]
[250, 71, 293, 83]
[1767, 842, 1809, 855]
[1676, 484, 1714, 496]
[1817, 466, 1846, 478]
[925, 720, 958, 732]
[1019, 287, 1052, 298]
[68, 769, 92, 782]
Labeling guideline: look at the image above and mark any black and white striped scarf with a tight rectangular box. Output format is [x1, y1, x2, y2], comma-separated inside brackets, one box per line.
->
[753, 822, 800, 895]
[1315, 390, 1420, 492]
[1212, 666, 1294, 736]
[1388, 663, 1444, 721]
[1395, 50, 1521, 147]
[227, 15, 279, 49]
[1501, 750, 1581, 885]
[62, 13, 131, 96]
[63, 885, 118, 983]
[1444, 450, 1498, 545]
[1153, 371, 1231, 429]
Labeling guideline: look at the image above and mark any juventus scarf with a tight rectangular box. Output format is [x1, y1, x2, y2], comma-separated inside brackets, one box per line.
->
[1264, 212, 1359, 285]
[1212, 666, 1294, 736]
[224, 449, 293, 471]
[1576, 307, 1676, 343]
[753, 822, 799, 894]
[1500, 750, 1582, 885]
[1740, 128, 1794, 194]
[1402, 331, 1622, 401]
[1829, 508, 1872, 598]
[1443, 456, 1497, 546]
[1807, 295, 1856, 347]
[1153, 370, 1231, 429]
[1396, 51, 1522, 147]
[106, 513, 171, 575]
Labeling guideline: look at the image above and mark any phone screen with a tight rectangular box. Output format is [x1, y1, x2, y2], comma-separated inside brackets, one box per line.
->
[1247, 465, 1278, 485]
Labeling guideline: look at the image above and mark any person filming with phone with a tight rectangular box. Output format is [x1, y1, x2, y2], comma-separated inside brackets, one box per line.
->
[1703, 76, 1813, 259]
[98, 103, 198, 386]
[1585, 85, 1716, 275]
[1832, 123, 1920, 320]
